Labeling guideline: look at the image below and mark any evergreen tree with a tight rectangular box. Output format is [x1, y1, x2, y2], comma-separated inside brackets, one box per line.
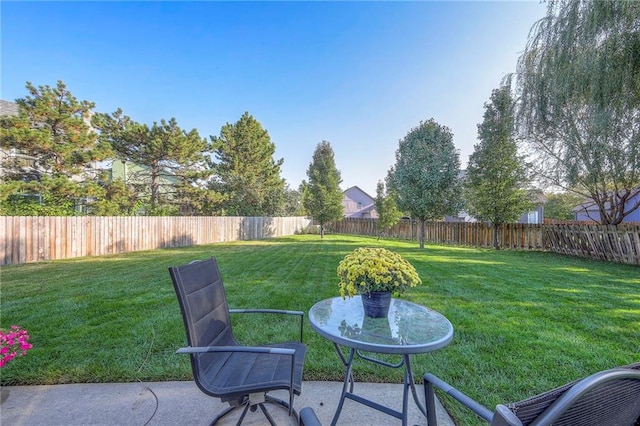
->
[210, 112, 285, 216]
[281, 185, 304, 216]
[464, 86, 532, 249]
[302, 141, 343, 238]
[0, 81, 113, 215]
[90, 178, 141, 216]
[93, 109, 216, 215]
[374, 180, 402, 240]
[387, 119, 461, 249]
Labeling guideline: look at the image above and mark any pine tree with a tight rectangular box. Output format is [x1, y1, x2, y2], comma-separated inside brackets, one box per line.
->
[0, 80, 112, 215]
[93, 109, 215, 215]
[210, 112, 285, 216]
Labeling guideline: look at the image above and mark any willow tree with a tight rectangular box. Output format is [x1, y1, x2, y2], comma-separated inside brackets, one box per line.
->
[387, 119, 461, 249]
[515, 0, 640, 224]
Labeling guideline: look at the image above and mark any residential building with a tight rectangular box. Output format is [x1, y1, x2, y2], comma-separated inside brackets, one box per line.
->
[109, 159, 179, 192]
[573, 190, 640, 223]
[342, 186, 378, 218]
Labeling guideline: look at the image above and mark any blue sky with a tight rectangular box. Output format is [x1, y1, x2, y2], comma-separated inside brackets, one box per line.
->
[1, 1, 546, 196]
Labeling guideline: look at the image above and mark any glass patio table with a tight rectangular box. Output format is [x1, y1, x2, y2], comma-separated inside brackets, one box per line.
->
[308, 296, 454, 426]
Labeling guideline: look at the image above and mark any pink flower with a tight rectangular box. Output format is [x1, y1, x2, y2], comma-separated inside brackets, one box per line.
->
[0, 325, 32, 368]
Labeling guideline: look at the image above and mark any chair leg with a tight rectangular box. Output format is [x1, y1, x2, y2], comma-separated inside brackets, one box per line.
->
[425, 381, 438, 426]
[210, 395, 299, 426]
[209, 404, 243, 425]
[258, 403, 277, 426]
[265, 394, 300, 423]
[234, 403, 252, 426]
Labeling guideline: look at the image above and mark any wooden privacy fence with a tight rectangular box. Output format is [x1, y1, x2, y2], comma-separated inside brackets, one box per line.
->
[1, 216, 312, 266]
[329, 218, 546, 249]
[329, 218, 640, 265]
[3, 216, 638, 266]
[544, 224, 640, 265]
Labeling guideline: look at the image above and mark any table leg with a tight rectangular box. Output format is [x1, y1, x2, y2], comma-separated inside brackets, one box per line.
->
[404, 354, 427, 416]
[330, 348, 428, 426]
[331, 346, 356, 426]
[402, 365, 410, 426]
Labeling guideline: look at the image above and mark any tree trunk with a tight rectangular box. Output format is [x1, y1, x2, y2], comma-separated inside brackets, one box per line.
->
[320, 223, 324, 239]
[150, 166, 160, 211]
[493, 223, 500, 250]
[420, 218, 425, 249]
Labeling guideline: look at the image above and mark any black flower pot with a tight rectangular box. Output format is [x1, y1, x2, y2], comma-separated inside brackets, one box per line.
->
[361, 291, 392, 318]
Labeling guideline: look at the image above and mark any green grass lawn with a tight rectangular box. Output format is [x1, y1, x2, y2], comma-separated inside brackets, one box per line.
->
[1, 234, 638, 424]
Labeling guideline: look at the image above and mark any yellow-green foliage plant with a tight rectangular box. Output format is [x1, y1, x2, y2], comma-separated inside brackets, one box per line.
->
[337, 247, 421, 298]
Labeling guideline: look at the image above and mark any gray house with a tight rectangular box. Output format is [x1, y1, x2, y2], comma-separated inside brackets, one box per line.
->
[342, 186, 378, 218]
[573, 189, 640, 223]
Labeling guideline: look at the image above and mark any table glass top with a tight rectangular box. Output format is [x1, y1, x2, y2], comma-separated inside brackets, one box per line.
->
[308, 296, 453, 354]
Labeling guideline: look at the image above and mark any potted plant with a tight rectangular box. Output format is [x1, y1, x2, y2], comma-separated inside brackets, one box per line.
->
[337, 247, 422, 318]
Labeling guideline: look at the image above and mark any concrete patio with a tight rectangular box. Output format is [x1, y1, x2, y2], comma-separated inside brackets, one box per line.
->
[1, 380, 455, 425]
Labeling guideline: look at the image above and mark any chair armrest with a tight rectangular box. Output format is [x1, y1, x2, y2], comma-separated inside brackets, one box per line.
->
[176, 346, 296, 356]
[230, 308, 304, 316]
[178, 344, 300, 416]
[494, 405, 524, 426]
[424, 373, 494, 424]
[229, 309, 305, 342]
[300, 407, 322, 426]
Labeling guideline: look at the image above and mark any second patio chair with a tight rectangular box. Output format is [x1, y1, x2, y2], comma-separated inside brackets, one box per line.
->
[169, 257, 307, 425]
[423, 362, 640, 425]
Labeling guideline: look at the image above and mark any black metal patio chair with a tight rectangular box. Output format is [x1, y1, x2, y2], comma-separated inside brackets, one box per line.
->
[169, 257, 307, 425]
[423, 362, 640, 426]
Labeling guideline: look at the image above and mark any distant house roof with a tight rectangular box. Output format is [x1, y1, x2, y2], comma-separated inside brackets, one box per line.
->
[0, 100, 19, 117]
[357, 203, 377, 215]
[572, 199, 597, 213]
[344, 185, 375, 200]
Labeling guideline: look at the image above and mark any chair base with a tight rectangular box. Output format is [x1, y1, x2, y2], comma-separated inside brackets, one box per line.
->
[211, 394, 299, 426]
